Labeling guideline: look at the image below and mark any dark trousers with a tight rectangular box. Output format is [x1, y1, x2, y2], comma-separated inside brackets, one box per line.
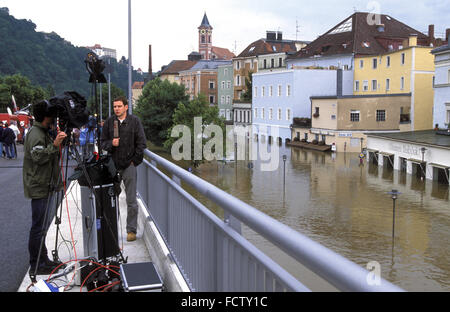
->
[29, 197, 55, 268]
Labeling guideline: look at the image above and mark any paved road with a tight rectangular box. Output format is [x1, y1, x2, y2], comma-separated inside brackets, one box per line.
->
[0, 144, 76, 292]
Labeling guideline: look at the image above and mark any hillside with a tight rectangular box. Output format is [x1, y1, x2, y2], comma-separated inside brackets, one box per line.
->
[0, 7, 143, 103]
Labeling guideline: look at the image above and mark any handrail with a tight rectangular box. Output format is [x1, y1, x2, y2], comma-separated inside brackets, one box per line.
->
[143, 149, 404, 292]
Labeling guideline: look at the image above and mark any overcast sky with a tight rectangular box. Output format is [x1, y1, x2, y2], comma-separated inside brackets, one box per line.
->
[1, 0, 449, 73]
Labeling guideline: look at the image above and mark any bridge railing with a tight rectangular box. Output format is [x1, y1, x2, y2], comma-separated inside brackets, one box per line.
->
[137, 149, 404, 292]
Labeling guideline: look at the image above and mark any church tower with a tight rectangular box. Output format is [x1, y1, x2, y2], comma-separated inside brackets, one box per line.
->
[198, 13, 213, 60]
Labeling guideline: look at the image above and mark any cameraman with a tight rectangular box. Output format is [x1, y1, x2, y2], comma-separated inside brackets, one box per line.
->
[23, 101, 67, 275]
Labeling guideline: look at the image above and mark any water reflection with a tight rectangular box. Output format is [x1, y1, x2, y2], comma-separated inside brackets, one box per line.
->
[153, 140, 450, 291]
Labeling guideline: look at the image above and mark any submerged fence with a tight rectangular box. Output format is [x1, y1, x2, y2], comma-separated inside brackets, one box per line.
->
[137, 149, 403, 292]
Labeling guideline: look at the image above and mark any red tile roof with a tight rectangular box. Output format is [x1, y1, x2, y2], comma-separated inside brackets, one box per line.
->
[132, 81, 144, 89]
[237, 38, 298, 58]
[212, 46, 235, 60]
[160, 60, 198, 75]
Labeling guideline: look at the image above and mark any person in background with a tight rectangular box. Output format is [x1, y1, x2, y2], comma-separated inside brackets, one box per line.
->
[0, 123, 4, 158]
[3, 123, 16, 159]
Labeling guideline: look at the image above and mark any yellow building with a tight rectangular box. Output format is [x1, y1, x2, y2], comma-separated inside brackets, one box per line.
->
[353, 35, 435, 130]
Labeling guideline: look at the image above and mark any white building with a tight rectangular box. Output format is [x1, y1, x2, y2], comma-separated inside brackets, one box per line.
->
[431, 44, 450, 129]
[367, 130, 450, 185]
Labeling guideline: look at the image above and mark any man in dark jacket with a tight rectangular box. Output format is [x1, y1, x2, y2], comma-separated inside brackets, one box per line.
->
[3, 123, 16, 159]
[0, 124, 4, 158]
[23, 101, 67, 276]
[101, 96, 146, 242]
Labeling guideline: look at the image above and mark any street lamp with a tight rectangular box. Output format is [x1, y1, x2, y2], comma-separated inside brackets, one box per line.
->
[421, 147, 427, 162]
[387, 189, 401, 244]
[282, 154, 287, 193]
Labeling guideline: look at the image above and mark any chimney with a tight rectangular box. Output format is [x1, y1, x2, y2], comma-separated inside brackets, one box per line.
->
[277, 31, 283, 41]
[148, 44, 153, 77]
[428, 24, 435, 39]
[446, 28, 450, 42]
[408, 34, 418, 47]
[266, 31, 276, 41]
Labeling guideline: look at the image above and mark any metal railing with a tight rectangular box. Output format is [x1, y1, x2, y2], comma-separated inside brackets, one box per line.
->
[137, 149, 404, 292]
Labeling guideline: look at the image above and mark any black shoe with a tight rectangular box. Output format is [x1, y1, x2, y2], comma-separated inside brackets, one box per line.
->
[45, 258, 65, 269]
[32, 264, 56, 275]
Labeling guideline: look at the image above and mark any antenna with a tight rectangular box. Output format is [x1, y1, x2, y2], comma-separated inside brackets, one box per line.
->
[296, 19, 300, 40]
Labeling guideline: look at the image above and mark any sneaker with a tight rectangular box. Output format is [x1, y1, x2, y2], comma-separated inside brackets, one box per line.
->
[127, 232, 136, 242]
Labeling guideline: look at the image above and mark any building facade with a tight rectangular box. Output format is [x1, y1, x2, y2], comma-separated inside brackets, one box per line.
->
[217, 63, 233, 121]
[179, 60, 231, 105]
[252, 69, 345, 142]
[353, 35, 435, 131]
[431, 44, 450, 129]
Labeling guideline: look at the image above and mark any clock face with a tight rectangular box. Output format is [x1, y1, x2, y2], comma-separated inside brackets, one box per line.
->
[201, 29, 206, 34]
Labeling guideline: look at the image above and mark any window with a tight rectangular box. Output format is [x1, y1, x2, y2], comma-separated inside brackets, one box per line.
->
[278, 108, 282, 120]
[372, 80, 377, 91]
[355, 81, 360, 92]
[254, 108, 258, 118]
[279, 58, 283, 67]
[376, 110, 386, 122]
[386, 56, 391, 67]
[224, 68, 228, 75]
[263, 59, 267, 69]
[363, 80, 369, 91]
[278, 85, 282, 97]
[331, 115, 336, 120]
[286, 84, 291, 96]
[226, 96, 230, 104]
[209, 81, 215, 89]
[286, 108, 291, 120]
[401, 53, 405, 65]
[227, 81, 231, 89]
[448, 69, 450, 83]
[269, 86, 273, 97]
[261, 86, 265, 97]
[350, 110, 360, 122]
[221, 96, 225, 104]
[254, 86, 258, 97]
[446, 104, 450, 124]
[261, 108, 265, 119]
[221, 81, 225, 89]
[269, 108, 273, 120]
[209, 95, 215, 104]
[271, 58, 275, 68]
[372, 58, 377, 69]
[400, 77, 405, 90]
[386, 78, 390, 91]
[359, 60, 364, 68]
[236, 61, 241, 70]
[236, 75, 241, 86]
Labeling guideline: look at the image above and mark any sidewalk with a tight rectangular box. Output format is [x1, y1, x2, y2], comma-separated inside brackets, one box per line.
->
[17, 181, 152, 292]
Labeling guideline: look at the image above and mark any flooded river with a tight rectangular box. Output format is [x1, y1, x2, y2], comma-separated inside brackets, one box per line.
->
[152, 142, 450, 291]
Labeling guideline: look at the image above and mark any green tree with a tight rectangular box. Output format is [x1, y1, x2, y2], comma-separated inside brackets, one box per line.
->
[0, 74, 49, 112]
[164, 94, 225, 168]
[134, 78, 189, 146]
[86, 82, 125, 120]
[240, 71, 253, 102]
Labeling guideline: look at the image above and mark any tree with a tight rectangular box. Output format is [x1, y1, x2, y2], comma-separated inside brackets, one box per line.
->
[240, 71, 253, 102]
[86, 82, 125, 120]
[134, 78, 189, 146]
[0, 74, 49, 112]
[164, 94, 226, 168]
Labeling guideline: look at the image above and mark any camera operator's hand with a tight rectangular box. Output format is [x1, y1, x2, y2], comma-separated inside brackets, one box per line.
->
[112, 138, 120, 147]
[53, 131, 67, 147]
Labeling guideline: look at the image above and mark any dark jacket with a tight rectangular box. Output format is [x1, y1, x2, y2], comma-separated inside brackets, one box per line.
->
[23, 122, 61, 199]
[3, 127, 15, 145]
[100, 114, 147, 170]
[0, 126, 3, 143]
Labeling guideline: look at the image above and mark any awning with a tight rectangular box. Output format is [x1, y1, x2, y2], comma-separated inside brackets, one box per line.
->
[366, 148, 378, 153]
[407, 158, 425, 165]
[429, 163, 450, 170]
[379, 152, 394, 157]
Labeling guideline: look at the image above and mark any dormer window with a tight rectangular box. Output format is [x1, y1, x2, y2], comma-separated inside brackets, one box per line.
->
[362, 41, 370, 48]
[249, 46, 255, 52]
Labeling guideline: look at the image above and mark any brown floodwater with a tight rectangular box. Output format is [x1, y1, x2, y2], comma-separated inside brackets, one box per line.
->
[151, 142, 450, 291]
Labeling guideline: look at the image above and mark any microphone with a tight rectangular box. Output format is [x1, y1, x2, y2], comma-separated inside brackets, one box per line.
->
[113, 120, 119, 138]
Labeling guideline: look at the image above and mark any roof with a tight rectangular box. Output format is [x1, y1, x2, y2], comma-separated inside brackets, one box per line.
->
[212, 46, 235, 60]
[237, 38, 298, 58]
[160, 60, 198, 75]
[199, 13, 212, 29]
[185, 60, 232, 71]
[368, 130, 450, 148]
[132, 81, 144, 89]
[289, 12, 429, 60]
[431, 43, 450, 54]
